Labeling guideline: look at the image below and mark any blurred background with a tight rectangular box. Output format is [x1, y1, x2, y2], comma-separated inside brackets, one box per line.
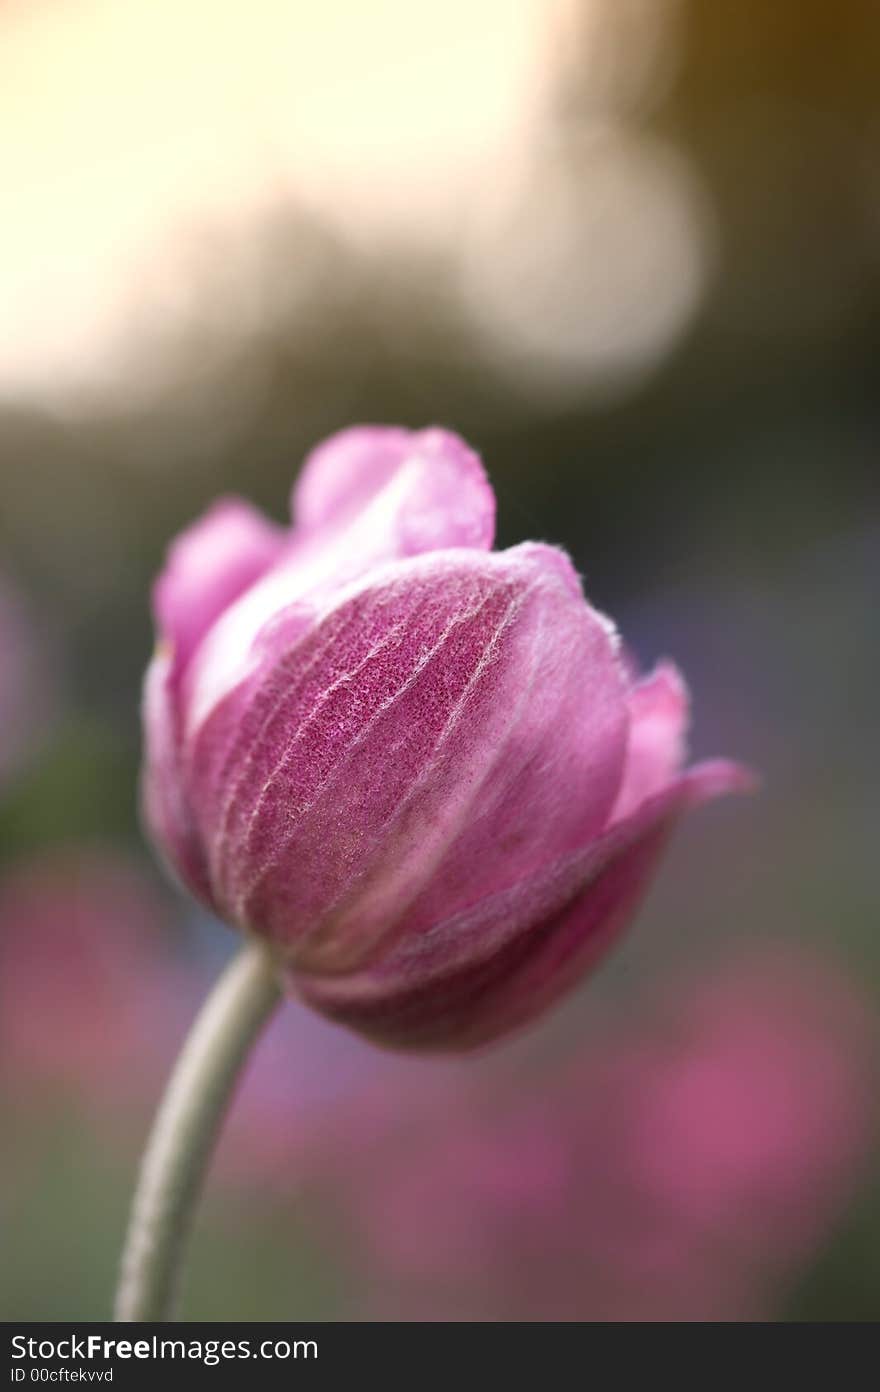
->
[1, 0, 878, 1321]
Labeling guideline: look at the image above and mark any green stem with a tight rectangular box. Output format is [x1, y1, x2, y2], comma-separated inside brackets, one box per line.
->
[114, 939, 282, 1321]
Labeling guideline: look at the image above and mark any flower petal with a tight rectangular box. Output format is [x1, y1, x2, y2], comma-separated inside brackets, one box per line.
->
[152, 497, 285, 679]
[295, 759, 754, 1051]
[380, 544, 628, 945]
[141, 646, 214, 907]
[610, 661, 690, 822]
[292, 424, 495, 553]
[184, 544, 628, 975]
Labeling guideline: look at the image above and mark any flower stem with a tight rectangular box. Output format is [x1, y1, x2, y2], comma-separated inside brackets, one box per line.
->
[114, 939, 282, 1321]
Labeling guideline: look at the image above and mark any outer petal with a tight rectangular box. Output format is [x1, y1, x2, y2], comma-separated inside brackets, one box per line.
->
[141, 646, 213, 906]
[381, 547, 628, 942]
[294, 759, 754, 1051]
[183, 544, 628, 975]
[152, 497, 285, 680]
[292, 425, 495, 553]
[610, 661, 690, 823]
[144, 498, 285, 901]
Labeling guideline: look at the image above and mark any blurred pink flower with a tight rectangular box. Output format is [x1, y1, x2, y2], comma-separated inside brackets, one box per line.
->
[0, 846, 401, 1186]
[312, 946, 876, 1321]
[216, 989, 410, 1187]
[0, 850, 185, 1115]
[143, 425, 750, 1050]
[622, 950, 876, 1272]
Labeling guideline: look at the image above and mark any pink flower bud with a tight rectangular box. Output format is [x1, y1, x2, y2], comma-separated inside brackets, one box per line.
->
[143, 426, 752, 1049]
[316, 947, 876, 1321]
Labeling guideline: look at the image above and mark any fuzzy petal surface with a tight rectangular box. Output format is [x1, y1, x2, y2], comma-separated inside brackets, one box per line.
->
[183, 544, 628, 974]
[295, 760, 753, 1050]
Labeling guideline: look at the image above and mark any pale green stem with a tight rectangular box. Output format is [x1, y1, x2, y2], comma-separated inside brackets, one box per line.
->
[114, 940, 282, 1321]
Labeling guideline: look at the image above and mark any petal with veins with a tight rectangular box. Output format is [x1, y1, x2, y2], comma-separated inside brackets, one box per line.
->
[296, 759, 754, 1051]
